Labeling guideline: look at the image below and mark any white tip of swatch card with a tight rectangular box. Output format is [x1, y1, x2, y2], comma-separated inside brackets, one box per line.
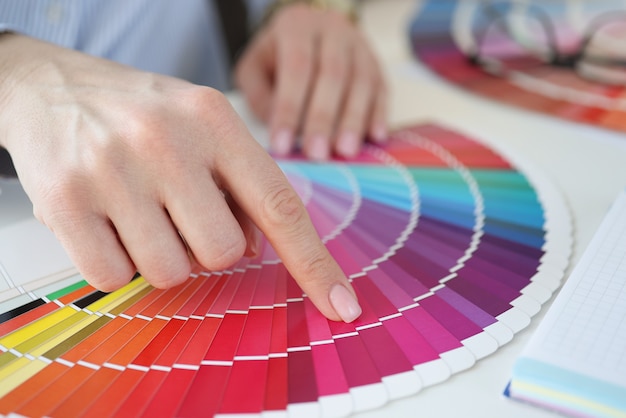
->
[544, 214, 574, 253]
[509, 294, 541, 317]
[539, 243, 571, 269]
[496, 309, 530, 334]
[349, 382, 388, 412]
[382, 370, 423, 400]
[542, 211, 572, 246]
[483, 322, 514, 346]
[319, 393, 353, 418]
[461, 332, 498, 359]
[413, 359, 451, 387]
[534, 262, 568, 292]
[537, 250, 568, 271]
[439, 347, 475, 373]
[520, 281, 552, 304]
[541, 220, 572, 260]
[287, 401, 319, 418]
[261, 410, 288, 418]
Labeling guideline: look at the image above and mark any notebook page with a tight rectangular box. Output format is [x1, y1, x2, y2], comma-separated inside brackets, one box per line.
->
[511, 188, 626, 410]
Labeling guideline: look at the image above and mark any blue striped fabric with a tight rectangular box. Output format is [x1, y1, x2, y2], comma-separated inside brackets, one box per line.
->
[0, 0, 269, 90]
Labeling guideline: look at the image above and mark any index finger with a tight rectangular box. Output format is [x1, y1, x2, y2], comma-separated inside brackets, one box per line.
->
[268, 26, 315, 153]
[216, 122, 362, 323]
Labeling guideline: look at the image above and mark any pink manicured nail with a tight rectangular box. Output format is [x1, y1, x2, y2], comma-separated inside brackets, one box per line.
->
[371, 124, 388, 143]
[329, 284, 362, 323]
[337, 132, 360, 158]
[308, 135, 329, 160]
[272, 129, 293, 156]
[247, 227, 261, 258]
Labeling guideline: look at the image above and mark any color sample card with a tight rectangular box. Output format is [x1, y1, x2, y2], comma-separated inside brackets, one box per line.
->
[0, 123, 572, 417]
[410, 0, 626, 134]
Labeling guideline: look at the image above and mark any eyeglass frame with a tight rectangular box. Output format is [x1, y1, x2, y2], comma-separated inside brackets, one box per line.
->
[465, 1, 626, 78]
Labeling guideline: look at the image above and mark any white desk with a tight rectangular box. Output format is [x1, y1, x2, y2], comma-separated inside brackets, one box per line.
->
[353, 1, 626, 417]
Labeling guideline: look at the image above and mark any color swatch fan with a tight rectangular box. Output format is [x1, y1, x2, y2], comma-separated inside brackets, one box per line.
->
[410, 0, 626, 133]
[0, 123, 571, 417]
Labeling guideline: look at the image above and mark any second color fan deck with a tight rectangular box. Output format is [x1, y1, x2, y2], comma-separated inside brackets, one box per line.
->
[410, 0, 626, 134]
[0, 123, 572, 417]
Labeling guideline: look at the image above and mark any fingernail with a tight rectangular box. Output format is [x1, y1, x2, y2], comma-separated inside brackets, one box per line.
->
[273, 129, 293, 156]
[371, 124, 388, 143]
[308, 135, 329, 160]
[329, 284, 362, 323]
[247, 227, 261, 258]
[337, 132, 360, 158]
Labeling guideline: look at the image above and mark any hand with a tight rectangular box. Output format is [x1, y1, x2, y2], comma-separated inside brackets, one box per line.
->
[235, 3, 387, 160]
[0, 34, 362, 323]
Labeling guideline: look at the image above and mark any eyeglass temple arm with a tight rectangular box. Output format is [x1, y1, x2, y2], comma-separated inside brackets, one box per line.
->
[469, 1, 562, 65]
[468, 2, 510, 63]
[577, 10, 626, 65]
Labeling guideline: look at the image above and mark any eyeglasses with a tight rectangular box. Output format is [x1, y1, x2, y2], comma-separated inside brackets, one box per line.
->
[465, 1, 626, 86]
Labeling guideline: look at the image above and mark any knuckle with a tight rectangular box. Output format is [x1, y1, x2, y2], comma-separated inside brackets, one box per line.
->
[288, 52, 312, 74]
[320, 57, 347, 83]
[356, 57, 382, 87]
[182, 86, 238, 139]
[261, 182, 306, 228]
[144, 261, 191, 289]
[339, 111, 366, 134]
[85, 265, 135, 293]
[183, 85, 227, 110]
[298, 248, 335, 287]
[196, 237, 246, 272]
[124, 111, 178, 159]
[273, 99, 299, 125]
[352, 65, 375, 88]
[36, 174, 91, 227]
[121, 107, 165, 149]
[123, 86, 228, 154]
[307, 106, 335, 127]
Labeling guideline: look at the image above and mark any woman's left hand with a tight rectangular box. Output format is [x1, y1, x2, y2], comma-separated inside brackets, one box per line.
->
[235, 3, 387, 160]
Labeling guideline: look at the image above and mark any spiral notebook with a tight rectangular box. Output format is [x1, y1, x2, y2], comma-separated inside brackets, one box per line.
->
[506, 189, 626, 418]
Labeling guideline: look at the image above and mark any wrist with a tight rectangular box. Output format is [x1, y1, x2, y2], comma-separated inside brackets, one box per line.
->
[0, 34, 87, 151]
[0, 33, 30, 149]
[262, 0, 358, 26]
